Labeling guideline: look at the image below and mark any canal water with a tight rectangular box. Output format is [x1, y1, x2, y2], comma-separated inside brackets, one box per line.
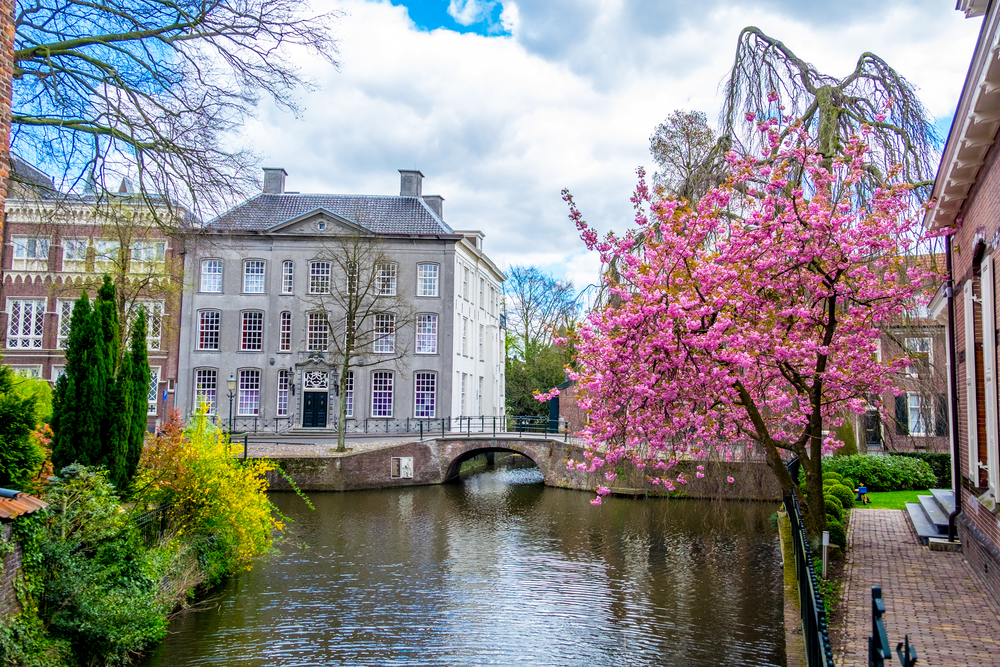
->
[139, 461, 785, 666]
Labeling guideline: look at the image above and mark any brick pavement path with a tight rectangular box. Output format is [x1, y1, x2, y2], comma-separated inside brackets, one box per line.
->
[838, 509, 1000, 666]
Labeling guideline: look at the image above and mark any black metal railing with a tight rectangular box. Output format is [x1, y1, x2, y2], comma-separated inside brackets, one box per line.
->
[226, 414, 570, 440]
[132, 503, 173, 546]
[228, 416, 293, 435]
[784, 459, 835, 667]
[869, 586, 918, 667]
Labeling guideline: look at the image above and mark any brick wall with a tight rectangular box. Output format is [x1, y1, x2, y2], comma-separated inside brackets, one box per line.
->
[0, 522, 24, 618]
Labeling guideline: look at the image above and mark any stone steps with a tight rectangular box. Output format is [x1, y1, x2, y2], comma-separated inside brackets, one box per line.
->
[904, 489, 957, 547]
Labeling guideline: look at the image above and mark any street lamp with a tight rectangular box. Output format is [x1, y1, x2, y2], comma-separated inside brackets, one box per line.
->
[227, 373, 237, 437]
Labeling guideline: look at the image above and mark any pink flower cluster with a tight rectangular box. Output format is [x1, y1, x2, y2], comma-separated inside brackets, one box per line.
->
[563, 121, 939, 502]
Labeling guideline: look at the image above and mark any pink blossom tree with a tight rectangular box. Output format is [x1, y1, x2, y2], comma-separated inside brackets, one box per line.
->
[555, 119, 938, 530]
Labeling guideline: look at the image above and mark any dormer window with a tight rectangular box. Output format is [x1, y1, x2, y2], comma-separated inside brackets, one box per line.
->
[317, 221, 327, 231]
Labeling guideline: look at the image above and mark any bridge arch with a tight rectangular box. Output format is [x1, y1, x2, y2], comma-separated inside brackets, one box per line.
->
[443, 445, 542, 482]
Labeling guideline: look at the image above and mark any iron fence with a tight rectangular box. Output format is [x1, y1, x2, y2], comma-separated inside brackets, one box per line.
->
[228, 416, 293, 435]
[225, 414, 569, 440]
[869, 586, 918, 667]
[784, 457, 835, 667]
[132, 503, 173, 546]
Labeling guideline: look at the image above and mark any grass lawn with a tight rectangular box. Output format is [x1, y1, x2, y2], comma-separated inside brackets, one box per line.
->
[854, 490, 931, 510]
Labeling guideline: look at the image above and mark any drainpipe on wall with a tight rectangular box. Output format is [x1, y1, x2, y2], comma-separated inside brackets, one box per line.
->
[947, 231, 963, 542]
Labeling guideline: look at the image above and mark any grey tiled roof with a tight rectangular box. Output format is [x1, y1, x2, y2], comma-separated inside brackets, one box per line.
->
[207, 194, 453, 235]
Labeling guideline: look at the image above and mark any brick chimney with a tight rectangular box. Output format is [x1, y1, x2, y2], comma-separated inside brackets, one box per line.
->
[399, 169, 423, 197]
[422, 195, 444, 219]
[263, 168, 287, 194]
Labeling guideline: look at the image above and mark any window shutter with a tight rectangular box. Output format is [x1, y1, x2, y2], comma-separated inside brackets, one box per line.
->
[895, 394, 909, 436]
[965, 279, 979, 479]
[935, 393, 948, 437]
[983, 255, 1000, 495]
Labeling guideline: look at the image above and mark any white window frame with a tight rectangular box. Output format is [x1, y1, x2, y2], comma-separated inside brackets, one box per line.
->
[344, 371, 354, 418]
[371, 371, 393, 417]
[374, 313, 396, 354]
[460, 373, 467, 416]
[194, 368, 218, 415]
[907, 392, 928, 436]
[238, 369, 261, 416]
[414, 372, 436, 418]
[377, 263, 397, 296]
[198, 310, 221, 350]
[148, 366, 161, 415]
[463, 266, 470, 300]
[62, 238, 88, 267]
[201, 259, 223, 292]
[965, 278, 980, 480]
[417, 264, 439, 297]
[309, 261, 331, 294]
[6, 299, 46, 349]
[137, 301, 164, 351]
[241, 311, 264, 351]
[276, 370, 290, 417]
[904, 337, 932, 377]
[307, 312, 330, 351]
[279, 311, 292, 351]
[94, 239, 120, 267]
[479, 324, 484, 361]
[982, 255, 1000, 496]
[281, 260, 295, 294]
[416, 314, 438, 354]
[12, 235, 49, 262]
[131, 240, 166, 264]
[57, 299, 74, 349]
[9, 365, 42, 378]
[479, 278, 485, 309]
[243, 259, 266, 294]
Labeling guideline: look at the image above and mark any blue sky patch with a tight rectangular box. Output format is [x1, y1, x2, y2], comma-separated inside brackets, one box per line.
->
[391, 0, 510, 36]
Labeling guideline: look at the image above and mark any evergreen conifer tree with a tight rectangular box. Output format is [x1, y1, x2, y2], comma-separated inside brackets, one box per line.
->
[125, 307, 151, 482]
[52, 292, 103, 468]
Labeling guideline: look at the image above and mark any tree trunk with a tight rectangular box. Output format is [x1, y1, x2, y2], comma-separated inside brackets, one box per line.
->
[336, 357, 350, 453]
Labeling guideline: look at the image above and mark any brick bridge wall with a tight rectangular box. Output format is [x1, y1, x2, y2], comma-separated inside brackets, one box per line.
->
[263, 437, 783, 501]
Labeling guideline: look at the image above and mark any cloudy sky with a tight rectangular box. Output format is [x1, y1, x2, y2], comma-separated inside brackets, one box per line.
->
[244, 0, 983, 294]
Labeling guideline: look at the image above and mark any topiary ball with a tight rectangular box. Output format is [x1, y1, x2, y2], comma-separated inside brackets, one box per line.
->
[824, 496, 844, 523]
[823, 471, 844, 483]
[842, 477, 856, 492]
[827, 484, 855, 509]
[826, 518, 847, 549]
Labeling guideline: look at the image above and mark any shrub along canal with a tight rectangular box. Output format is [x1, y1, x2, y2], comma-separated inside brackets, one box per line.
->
[139, 456, 784, 666]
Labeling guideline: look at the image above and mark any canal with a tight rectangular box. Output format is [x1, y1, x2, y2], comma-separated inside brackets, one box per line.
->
[139, 458, 785, 666]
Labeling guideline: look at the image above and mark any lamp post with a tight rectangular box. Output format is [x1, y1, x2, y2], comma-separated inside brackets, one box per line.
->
[227, 373, 237, 437]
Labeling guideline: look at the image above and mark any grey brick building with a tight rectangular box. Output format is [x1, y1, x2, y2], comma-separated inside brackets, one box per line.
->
[176, 169, 506, 433]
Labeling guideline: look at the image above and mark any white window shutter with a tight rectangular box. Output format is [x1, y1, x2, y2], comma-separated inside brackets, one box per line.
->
[966, 278, 979, 480]
[983, 255, 1000, 496]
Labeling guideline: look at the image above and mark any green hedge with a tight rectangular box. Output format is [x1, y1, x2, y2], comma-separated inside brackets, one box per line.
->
[889, 452, 951, 489]
[819, 454, 936, 492]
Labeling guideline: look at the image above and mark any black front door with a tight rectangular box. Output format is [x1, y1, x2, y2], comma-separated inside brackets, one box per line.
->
[303, 392, 328, 428]
[862, 411, 881, 446]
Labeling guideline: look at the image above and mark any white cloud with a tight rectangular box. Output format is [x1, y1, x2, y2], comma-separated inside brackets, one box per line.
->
[447, 0, 497, 26]
[245, 0, 983, 292]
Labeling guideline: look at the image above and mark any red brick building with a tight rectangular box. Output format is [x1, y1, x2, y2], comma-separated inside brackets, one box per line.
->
[928, 0, 1000, 604]
[0, 157, 183, 428]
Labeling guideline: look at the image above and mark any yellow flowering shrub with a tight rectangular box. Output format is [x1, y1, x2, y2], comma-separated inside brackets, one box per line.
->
[137, 409, 282, 572]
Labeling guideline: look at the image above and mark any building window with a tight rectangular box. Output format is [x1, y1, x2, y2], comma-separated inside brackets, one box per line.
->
[479, 324, 484, 360]
[308, 312, 329, 351]
[131, 241, 166, 264]
[241, 311, 264, 351]
[148, 367, 160, 415]
[463, 266, 470, 300]
[414, 372, 436, 418]
[344, 371, 354, 418]
[478, 376, 483, 415]
[201, 259, 223, 292]
[57, 300, 74, 348]
[52, 366, 65, 382]
[908, 393, 928, 436]
[372, 371, 393, 417]
[63, 238, 88, 268]
[12, 236, 49, 264]
[376, 263, 397, 296]
[347, 262, 358, 295]
[309, 261, 331, 294]
[142, 302, 164, 350]
[462, 317, 468, 356]
[282, 261, 295, 294]
[195, 369, 217, 414]
[479, 278, 485, 308]
[279, 311, 292, 351]
[198, 310, 221, 350]
[417, 264, 439, 297]
[6, 299, 45, 348]
[490, 286, 497, 316]
[10, 366, 42, 378]
[460, 373, 467, 416]
[416, 314, 438, 354]
[276, 370, 290, 417]
[904, 338, 932, 377]
[238, 369, 261, 415]
[94, 239, 120, 267]
[374, 314, 395, 354]
[243, 260, 266, 293]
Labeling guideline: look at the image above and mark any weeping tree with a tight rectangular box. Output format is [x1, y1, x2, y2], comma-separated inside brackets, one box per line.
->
[721, 26, 939, 200]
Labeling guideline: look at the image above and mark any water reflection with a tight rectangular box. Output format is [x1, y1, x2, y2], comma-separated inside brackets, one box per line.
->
[139, 465, 784, 667]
